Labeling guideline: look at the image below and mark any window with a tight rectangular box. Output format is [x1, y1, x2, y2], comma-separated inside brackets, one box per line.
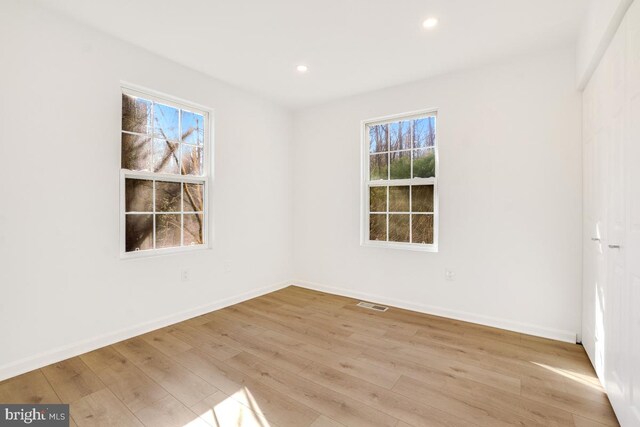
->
[361, 111, 438, 251]
[120, 86, 211, 257]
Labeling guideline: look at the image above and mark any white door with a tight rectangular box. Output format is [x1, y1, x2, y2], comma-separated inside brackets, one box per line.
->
[625, 1, 640, 424]
[604, 24, 627, 404]
[591, 98, 610, 379]
[583, 51, 612, 378]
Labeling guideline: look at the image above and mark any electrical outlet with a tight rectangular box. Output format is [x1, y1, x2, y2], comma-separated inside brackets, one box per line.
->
[181, 269, 190, 282]
[445, 269, 455, 281]
[223, 260, 232, 273]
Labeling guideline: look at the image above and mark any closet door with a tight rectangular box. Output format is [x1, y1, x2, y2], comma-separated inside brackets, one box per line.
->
[583, 4, 640, 423]
[604, 23, 627, 404]
[625, 1, 640, 424]
[583, 52, 609, 376]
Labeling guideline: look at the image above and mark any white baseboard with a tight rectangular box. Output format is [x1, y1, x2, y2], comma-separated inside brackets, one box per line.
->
[294, 280, 577, 344]
[0, 281, 291, 382]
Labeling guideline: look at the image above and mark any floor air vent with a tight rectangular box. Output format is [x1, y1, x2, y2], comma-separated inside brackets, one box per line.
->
[357, 301, 389, 312]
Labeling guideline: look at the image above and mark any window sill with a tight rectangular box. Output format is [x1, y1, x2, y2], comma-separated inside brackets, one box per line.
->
[361, 240, 439, 252]
[120, 244, 211, 260]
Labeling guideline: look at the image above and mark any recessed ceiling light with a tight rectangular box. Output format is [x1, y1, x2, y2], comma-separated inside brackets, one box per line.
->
[296, 65, 308, 73]
[422, 17, 439, 29]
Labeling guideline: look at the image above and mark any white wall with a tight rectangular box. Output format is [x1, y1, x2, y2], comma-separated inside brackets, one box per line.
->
[292, 48, 583, 342]
[0, 1, 293, 380]
[577, 0, 634, 88]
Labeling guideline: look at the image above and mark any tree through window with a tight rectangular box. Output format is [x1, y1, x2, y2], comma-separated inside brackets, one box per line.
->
[120, 87, 210, 256]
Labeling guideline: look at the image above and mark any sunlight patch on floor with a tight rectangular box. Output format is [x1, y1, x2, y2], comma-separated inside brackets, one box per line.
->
[191, 387, 270, 427]
[532, 361, 604, 392]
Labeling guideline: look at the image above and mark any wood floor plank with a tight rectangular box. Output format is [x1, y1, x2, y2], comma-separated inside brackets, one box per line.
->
[80, 346, 127, 372]
[112, 337, 166, 366]
[239, 302, 353, 341]
[520, 377, 619, 426]
[376, 328, 576, 385]
[443, 375, 576, 426]
[309, 415, 346, 427]
[41, 357, 105, 403]
[226, 351, 399, 427]
[0, 369, 61, 403]
[308, 310, 393, 337]
[272, 287, 354, 310]
[135, 394, 208, 427]
[199, 320, 313, 374]
[202, 311, 266, 337]
[140, 329, 193, 357]
[300, 361, 477, 427]
[352, 334, 521, 394]
[92, 358, 168, 413]
[137, 355, 217, 407]
[165, 323, 242, 361]
[260, 328, 400, 389]
[170, 348, 319, 427]
[114, 337, 217, 407]
[307, 305, 420, 336]
[243, 295, 284, 311]
[520, 334, 588, 357]
[219, 304, 366, 358]
[190, 390, 274, 427]
[573, 414, 616, 427]
[392, 375, 542, 427]
[414, 327, 594, 376]
[71, 388, 143, 427]
[522, 369, 611, 405]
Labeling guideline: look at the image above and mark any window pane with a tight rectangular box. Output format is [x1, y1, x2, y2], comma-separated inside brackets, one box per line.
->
[184, 213, 204, 245]
[413, 148, 436, 178]
[413, 117, 435, 148]
[183, 183, 204, 212]
[155, 214, 181, 248]
[369, 153, 388, 180]
[125, 214, 153, 252]
[369, 124, 388, 153]
[153, 139, 180, 174]
[369, 214, 386, 241]
[154, 103, 180, 141]
[125, 178, 153, 212]
[390, 151, 410, 179]
[155, 181, 181, 212]
[389, 186, 409, 212]
[181, 145, 203, 176]
[389, 214, 410, 242]
[121, 133, 151, 171]
[122, 94, 151, 134]
[181, 110, 205, 145]
[369, 186, 387, 212]
[411, 185, 434, 212]
[390, 121, 411, 151]
[412, 214, 434, 244]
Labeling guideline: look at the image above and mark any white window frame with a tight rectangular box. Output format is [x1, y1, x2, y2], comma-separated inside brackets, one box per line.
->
[119, 83, 213, 259]
[360, 109, 439, 252]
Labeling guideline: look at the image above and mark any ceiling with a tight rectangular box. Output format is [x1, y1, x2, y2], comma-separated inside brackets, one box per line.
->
[37, 0, 587, 108]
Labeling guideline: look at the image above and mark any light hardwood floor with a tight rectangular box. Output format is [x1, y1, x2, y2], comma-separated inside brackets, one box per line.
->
[0, 286, 619, 426]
